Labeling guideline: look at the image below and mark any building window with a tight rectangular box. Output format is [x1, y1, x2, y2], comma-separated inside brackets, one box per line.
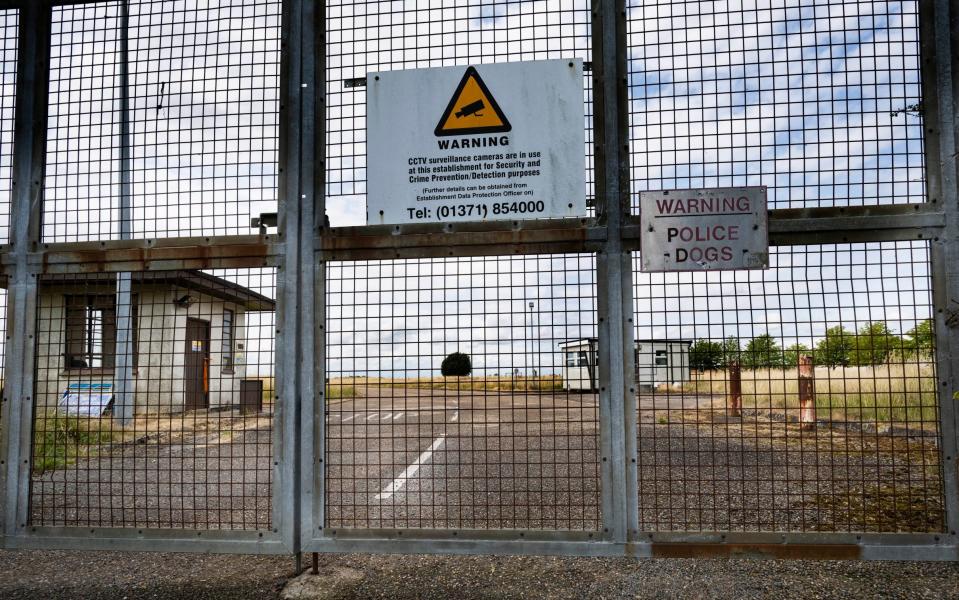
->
[65, 294, 138, 370]
[222, 308, 235, 372]
[566, 351, 588, 367]
[654, 350, 668, 366]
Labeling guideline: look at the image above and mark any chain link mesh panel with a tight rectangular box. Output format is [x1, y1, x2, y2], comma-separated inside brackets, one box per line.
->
[627, 0, 925, 210]
[632, 241, 943, 533]
[44, 1, 280, 242]
[29, 268, 276, 530]
[325, 254, 600, 531]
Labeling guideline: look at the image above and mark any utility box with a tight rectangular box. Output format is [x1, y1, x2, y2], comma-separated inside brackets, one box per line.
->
[240, 379, 263, 415]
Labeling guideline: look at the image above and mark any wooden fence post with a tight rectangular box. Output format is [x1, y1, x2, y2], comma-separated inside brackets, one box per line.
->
[728, 360, 742, 418]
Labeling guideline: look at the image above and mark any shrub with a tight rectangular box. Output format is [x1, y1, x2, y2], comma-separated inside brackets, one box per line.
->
[441, 352, 472, 376]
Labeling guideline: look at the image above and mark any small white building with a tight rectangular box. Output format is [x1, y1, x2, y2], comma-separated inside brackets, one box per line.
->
[558, 338, 598, 392]
[558, 338, 692, 391]
[29, 271, 275, 415]
[634, 339, 692, 389]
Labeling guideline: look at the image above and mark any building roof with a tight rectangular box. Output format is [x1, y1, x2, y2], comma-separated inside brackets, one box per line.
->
[4, 270, 275, 311]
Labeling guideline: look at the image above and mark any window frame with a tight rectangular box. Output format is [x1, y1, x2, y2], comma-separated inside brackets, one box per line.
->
[222, 307, 235, 374]
[64, 293, 139, 372]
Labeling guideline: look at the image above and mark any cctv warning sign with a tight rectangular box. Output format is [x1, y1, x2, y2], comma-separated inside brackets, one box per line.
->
[367, 60, 585, 225]
[435, 66, 511, 136]
[640, 187, 769, 272]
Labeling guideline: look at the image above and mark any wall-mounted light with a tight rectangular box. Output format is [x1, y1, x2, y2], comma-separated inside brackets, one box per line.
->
[174, 294, 195, 309]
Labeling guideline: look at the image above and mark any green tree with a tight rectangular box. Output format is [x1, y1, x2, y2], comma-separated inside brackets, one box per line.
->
[688, 340, 724, 371]
[905, 319, 935, 355]
[721, 336, 741, 366]
[783, 343, 811, 367]
[814, 326, 854, 367]
[440, 352, 472, 376]
[742, 333, 784, 368]
[852, 321, 898, 365]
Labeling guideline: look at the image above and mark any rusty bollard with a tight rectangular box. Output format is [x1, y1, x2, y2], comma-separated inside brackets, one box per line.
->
[798, 354, 816, 429]
[728, 360, 742, 417]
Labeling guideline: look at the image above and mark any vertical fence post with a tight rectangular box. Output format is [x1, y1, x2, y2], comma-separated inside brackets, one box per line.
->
[797, 354, 816, 430]
[727, 361, 742, 418]
[277, 0, 325, 552]
[921, 0, 959, 541]
[2, 2, 50, 544]
[275, 0, 309, 554]
[114, 0, 134, 426]
[592, 0, 637, 544]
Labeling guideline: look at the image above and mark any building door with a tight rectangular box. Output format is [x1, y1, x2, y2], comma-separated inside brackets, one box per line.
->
[653, 348, 669, 384]
[185, 318, 211, 410]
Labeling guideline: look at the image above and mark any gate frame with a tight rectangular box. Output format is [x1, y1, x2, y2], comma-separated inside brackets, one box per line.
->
[0, 0, 955, 560]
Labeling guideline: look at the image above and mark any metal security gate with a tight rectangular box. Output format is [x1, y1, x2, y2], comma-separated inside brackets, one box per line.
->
[0, 0, 957, 561]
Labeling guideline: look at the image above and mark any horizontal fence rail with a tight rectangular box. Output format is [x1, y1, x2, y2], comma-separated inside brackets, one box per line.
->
[0, 0, 957, 562]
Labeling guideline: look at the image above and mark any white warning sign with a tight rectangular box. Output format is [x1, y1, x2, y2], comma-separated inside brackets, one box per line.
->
[640, 186, 769, 272]
[366, 59, 586, 225]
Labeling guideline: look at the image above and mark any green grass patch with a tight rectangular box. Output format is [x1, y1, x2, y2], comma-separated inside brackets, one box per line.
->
[32, 411, 121, 475]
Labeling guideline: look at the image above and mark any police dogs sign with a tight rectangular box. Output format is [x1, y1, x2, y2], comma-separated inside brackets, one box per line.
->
[640, 187, 769, 272]
[366, 59, 586, 225]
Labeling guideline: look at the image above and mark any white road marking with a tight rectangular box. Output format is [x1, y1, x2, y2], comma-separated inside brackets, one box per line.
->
[342, 414, 360, 422]
[374, 435, 446, 500]
[392, 412, 404, 420]
[366, 413, 380, 421]
[451, 411, 459, 422]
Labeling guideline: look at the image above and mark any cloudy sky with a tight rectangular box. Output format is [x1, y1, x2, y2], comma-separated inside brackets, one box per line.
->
[0, 0, 935, 379]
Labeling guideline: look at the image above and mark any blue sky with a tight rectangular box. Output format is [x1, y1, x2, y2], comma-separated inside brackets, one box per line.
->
[0, 1, 936, 379]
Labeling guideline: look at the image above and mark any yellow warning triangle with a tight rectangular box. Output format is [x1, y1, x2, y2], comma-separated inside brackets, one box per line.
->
[435, 66, 511, 136]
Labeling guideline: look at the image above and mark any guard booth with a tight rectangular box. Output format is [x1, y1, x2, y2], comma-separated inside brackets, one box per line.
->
[558, 338, 599, 391]
[559, 338, 692, 391]
[634, 340, 692, 389]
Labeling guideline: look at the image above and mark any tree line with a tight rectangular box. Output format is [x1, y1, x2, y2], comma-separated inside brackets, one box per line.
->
[687, 319, 935, 371]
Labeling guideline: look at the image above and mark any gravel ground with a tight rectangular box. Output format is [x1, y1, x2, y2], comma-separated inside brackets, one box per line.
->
[1, 550, 958, 599]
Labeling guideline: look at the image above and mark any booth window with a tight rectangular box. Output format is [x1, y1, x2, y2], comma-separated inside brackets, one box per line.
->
[65, 294, 138, 370]
[654, 350, 668, 366]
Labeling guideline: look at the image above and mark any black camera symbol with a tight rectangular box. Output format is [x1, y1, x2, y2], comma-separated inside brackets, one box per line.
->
[455, 100, 485, 118]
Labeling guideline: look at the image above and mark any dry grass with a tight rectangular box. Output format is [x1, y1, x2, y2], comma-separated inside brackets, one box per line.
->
[331, 375, 564, 392]
[32, 408, 272, 475]
[687, 363, 937, 424]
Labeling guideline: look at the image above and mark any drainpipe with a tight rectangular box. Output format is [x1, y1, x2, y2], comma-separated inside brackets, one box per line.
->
[114, 0, 134, 425]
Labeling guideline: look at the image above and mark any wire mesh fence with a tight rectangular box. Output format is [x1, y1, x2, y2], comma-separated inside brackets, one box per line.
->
[632, 241, 943, 533]
[0, 0, 953, 560]
[325, 0, 594, 226]
[626, 0, 925, 211]
[29, 268, 276, 530]
[0, 8, 16, 245]
[43, 0, 281, 243]
[324, 254, 601, 531]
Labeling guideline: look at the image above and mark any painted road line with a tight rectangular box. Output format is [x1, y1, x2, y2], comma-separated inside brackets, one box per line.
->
[342, 414, 360, 422]
[366, 413, 380, 421]
[392, 412, 404, 420]
[374, 435, 447, 500]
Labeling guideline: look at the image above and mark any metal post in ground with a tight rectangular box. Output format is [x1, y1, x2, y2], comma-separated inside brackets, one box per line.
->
[798, 354, 816, 429]
[114, 0, 135, 426]
[727, 361, 742, 418]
